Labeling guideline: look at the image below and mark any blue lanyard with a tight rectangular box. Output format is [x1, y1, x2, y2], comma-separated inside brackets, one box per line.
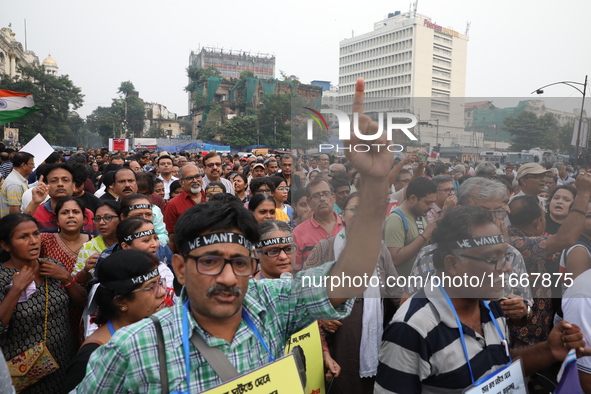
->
[107, 321, 116, 336]
[439, 285, 511, 385]
[174, 299, 275, 393]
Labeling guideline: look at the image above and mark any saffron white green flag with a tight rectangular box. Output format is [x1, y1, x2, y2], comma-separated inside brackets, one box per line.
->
[0, 89, 39, 126]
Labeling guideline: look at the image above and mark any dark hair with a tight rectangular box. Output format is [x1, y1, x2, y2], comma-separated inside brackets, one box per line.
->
[202, 151, 219, 165]
[291, 189, 307, 221]
[169, 180, 182, 193]
[248, 193, 276, 212]
[432, 205, 495, 271]
[205, 181, 226, 193]
[343, 191, 359, 210]
[46, 163, 74, 180]
[114, 167, 137, 182]
[331, 177, 350, 191]
[406, 177, 437, 201]
[153, 178, 164, 186]
[229, 172, 247, 184]
[11, 151, 34, 168]
[95, 200, 121, 216]
[280, 154, 295, 164]
[110, 155, 124, 162]
[209, 193, 242, 204]
[269, 176, 287, 190]
[71, 165, 89, 187]
[120, 193, 151, 218]
[174, 201, 260, 254]
[508, 195, 544, 227]
[45, 152, 61, 164]
[54, 197, 87, 224]
[135, 171, 155, 195]
[433, 164, 449, 176]
[546, 184, 578, 214]
[93, 249, 159, 324]
[249, 177, 274, 194]
[0, 214, 39, 263]
[116, 216, 153, 245]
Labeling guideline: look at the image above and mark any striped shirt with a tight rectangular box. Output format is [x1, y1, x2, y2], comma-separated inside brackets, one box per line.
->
[375, 283, 511, 394]
[72, 261, 353, 393]
[0, 170, 28, 217]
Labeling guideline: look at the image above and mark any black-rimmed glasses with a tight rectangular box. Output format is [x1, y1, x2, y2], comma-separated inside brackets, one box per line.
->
[183, 254, 258, 277]
[260, 245, 296, 258]
[457, 252, 514, 271]
[93, 214, 118, 223]
[181, 174, 202, 182]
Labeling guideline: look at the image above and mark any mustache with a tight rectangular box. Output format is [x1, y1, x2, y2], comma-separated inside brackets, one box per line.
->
[123, 187, 133, 192]
[206, 284, 242, 298]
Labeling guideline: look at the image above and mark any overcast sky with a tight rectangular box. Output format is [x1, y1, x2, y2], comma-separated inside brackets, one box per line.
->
[4, 0, 590, 118]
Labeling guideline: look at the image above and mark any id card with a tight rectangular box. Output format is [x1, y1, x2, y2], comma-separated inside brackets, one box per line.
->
[463, 358, 526, 394]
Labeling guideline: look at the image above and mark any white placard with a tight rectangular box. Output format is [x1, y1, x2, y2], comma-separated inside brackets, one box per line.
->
[20, 133, 54, 168]
[463, 359, 526, 394]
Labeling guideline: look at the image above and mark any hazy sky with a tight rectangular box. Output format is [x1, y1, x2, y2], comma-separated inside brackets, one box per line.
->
[4, 0, 590, 118]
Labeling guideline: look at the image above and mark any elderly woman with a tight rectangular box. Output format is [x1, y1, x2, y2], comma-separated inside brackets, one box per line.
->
[64, 249, 165, 392]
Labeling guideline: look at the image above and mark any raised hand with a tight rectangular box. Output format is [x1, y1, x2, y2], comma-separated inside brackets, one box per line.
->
[31, 175, 49, 205]
[345, 78, 394, 180]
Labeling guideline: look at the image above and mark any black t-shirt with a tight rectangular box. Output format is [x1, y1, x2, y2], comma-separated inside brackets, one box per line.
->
[545, 213, 562, 235]
[76, 191, 101, 213]
[62, 342, 101, 392]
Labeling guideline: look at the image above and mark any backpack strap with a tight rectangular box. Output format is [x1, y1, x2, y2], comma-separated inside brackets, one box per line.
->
[149, 315, 169, 394]
[392, 209, 409, 232]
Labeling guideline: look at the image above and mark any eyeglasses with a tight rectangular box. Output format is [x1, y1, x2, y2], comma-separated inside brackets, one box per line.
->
[206, 163, 222, 168]
[457, 252, 514, 271]
[93, 214, 118, 223]
[182, 174, 202, 181]
[276, 186, 290, 192]
[489, 210, 508, 219]
[132, 278, 166, 297]
[343, 206, 358, 214]
[183, 254, 258, 277]
[309, 191, 333, 201]
[260, 244, 296, 257]
[438, 188, 455, 194]
[257, 188, 272, 194]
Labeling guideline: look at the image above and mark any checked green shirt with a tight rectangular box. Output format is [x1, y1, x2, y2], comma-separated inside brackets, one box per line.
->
[72, 261, 353, 393]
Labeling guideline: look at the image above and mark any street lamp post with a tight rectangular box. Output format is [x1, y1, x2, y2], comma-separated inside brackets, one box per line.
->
[532, 75, 588, 167]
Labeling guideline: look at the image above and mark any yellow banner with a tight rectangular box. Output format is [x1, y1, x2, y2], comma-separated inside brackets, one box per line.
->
[284, 321, 325, 394]
[202, 354, 305, 394]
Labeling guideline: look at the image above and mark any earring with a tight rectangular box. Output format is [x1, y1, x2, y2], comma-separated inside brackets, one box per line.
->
[120, 306, 127, 311]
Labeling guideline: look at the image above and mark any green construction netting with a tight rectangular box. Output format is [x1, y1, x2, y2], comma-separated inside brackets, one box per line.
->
[228, 81, 240, 101]
[246, 78, 259, 105]
[261, 80, 276, 95]
[284, 80, 294, 92]
[206, 77, 222, 104]
[314, 91, 323, 110]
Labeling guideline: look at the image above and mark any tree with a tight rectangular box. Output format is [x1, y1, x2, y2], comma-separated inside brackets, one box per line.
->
[218, 115, 258, 149]
[117, 81, 136, 97]
[257, 93, 295, 149]
[186, 66, 223, 111]
[506, 111, 560, 151]
[557, 121, 576, 154]
[0, 65, 84, 144]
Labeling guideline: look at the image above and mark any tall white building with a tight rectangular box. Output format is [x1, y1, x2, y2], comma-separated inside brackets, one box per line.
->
[339, 11, 480, 147]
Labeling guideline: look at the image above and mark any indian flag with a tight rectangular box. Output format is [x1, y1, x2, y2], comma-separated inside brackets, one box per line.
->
[0, 89, 39, 126]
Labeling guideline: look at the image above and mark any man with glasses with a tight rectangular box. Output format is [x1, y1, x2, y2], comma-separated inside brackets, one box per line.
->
[76, 79, 397, 391]
[201, 151, 235, 195]
[376, 205, 590, 394]
[0, 151, 35, 217]
[164, 164, 204, 252]
[427, 175, 457, 223]
[156, 155, 178, 200]
[293, 177, 344, 271]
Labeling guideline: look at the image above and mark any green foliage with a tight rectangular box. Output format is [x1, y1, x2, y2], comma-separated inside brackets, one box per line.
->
[117, 81, 135, 97]
[145, 125, 165, 138]
[218, 115, 258, 149]
[506, 111, 560, 152]
[557, 121, 576, 154]
[185, 66, 222, 91]
[257, 93, 295, 149]
[0, 66, 85, 145]
[86, 81, 146, 142]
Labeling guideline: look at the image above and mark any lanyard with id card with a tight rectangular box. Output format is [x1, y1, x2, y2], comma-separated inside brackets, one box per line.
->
[439, 285, 526, 393]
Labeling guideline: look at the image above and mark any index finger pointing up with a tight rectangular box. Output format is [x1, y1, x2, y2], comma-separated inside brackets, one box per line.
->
[352, 78, 365, 116]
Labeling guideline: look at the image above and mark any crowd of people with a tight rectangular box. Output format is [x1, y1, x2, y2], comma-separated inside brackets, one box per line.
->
[1, 81, 591, 393]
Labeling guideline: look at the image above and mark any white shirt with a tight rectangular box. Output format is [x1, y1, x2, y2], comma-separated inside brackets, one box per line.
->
[157, 175, 179, 200]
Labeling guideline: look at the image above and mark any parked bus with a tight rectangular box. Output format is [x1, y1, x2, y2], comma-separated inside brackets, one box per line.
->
[479, 151, 506, 166]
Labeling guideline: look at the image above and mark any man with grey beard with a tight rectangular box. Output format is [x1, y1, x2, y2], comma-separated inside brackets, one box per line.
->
[164, 164, 204, 251]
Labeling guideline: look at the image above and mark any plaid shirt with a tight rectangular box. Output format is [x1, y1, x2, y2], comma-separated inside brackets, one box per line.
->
[72, 262, 353, 393]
